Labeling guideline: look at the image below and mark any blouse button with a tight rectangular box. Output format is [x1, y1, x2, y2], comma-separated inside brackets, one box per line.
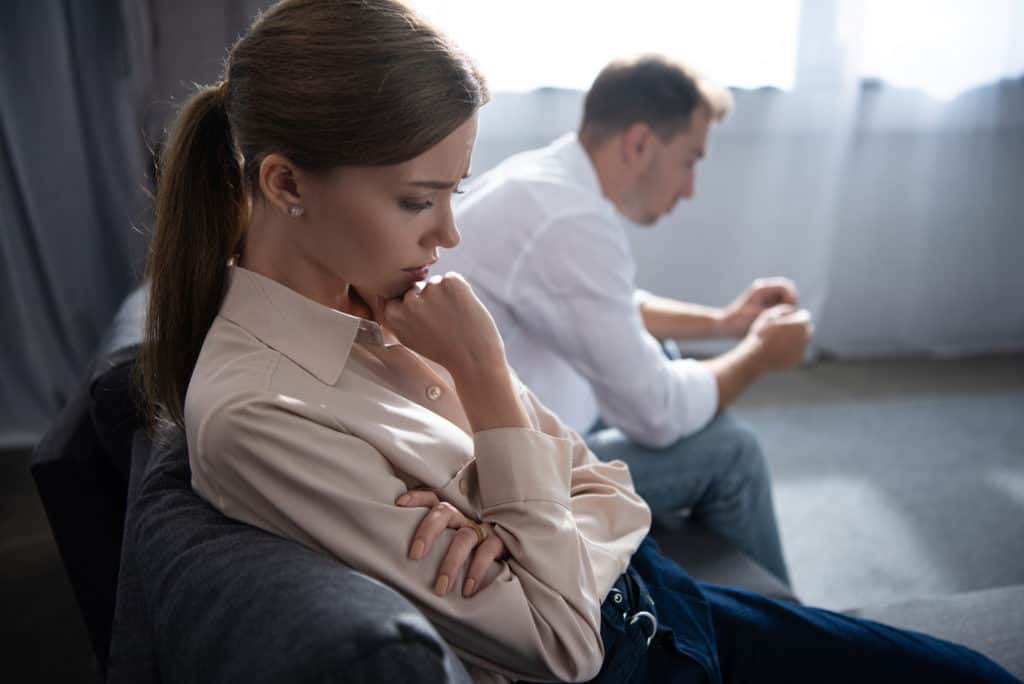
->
[459, 478, 469, 494]
[426, 385, 443, 401]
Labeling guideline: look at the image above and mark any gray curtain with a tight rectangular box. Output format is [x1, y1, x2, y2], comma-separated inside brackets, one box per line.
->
[0, 0, 154, 448]
[0, 0, 274, 449]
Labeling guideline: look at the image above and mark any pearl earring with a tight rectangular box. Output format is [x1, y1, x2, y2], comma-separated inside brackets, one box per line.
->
[289, 206, 304, 218]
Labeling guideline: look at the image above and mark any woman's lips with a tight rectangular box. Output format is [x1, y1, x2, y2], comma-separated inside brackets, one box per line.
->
[403, 265, 431, 280]
[402, 259, 436, 281]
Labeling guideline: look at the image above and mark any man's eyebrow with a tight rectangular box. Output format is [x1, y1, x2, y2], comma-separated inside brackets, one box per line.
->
[407, 171, 472, 189]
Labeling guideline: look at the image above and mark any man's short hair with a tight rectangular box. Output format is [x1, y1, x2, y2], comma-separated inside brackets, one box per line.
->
[580, 54, 733, 144]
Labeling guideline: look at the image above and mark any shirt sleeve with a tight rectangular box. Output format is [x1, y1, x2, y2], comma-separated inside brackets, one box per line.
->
[192, 387, 649, 683]
[507, 212, 719, 448]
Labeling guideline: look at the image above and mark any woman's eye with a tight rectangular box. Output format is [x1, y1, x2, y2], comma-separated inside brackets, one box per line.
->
[400, 198, 434, 212]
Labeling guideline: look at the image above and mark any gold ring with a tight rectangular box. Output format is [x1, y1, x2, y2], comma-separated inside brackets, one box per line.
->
[463, 520, 486, 544]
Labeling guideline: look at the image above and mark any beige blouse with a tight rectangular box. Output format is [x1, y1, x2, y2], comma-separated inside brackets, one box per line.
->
[185, 266, 652, 683]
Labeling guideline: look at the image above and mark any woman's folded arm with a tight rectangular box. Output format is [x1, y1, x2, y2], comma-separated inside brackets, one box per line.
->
[191, 390, 631, 682]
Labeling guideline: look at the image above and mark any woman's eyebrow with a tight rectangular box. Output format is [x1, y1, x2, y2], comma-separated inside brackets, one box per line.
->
[406, 171, 472, 189]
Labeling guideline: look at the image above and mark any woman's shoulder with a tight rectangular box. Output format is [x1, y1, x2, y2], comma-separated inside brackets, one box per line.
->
[190, 314, 280, 397]
[185, 316, 286, 445]
[185, 315, 358, 454]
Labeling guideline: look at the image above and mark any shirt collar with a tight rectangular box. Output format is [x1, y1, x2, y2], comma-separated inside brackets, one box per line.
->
[218, 266, 386, 385]
[550, 131, 604, 197]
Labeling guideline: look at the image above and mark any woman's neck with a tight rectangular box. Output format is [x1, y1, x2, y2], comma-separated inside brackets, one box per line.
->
[240, 205, 378, 320]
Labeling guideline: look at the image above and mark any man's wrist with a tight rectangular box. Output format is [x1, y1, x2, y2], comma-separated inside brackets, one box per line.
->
[710, 307, 731, 338]
[731, 335, 769, 380]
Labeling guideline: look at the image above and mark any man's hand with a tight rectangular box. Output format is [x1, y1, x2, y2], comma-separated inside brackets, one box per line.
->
[746, 304, 813, 373]
[703, 301, 812, 410]
[396, 489, 508, 598]
[719, 277, 800, 338]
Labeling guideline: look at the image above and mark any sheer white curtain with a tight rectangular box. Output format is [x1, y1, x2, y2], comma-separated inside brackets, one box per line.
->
[413, 0, 1023, 98]
[412, 0, 800, 91]
[413, 0, 1024, 357]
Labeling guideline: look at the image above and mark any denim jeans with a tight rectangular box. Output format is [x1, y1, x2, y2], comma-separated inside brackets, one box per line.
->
[578, 537, 1020, 684]
[585, 412, 789, 586]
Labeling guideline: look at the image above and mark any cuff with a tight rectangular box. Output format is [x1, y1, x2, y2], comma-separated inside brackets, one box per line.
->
[473, 428, 574, 510]
[632, 289, 653, 309]
[670, 358, 720, 434]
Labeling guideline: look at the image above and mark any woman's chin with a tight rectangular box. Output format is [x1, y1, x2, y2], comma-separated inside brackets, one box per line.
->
[380, 280, 418, 300]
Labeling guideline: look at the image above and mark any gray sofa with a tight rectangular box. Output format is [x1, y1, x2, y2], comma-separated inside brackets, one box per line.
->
[32, 287, 1024, 681]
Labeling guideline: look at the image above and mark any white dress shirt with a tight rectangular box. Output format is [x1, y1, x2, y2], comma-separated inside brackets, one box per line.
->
[440, 133, 718, 448]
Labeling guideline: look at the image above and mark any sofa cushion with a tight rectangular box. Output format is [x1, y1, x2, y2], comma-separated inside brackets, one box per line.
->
[649, 515, 799, 603]
[847, 585, 1024, 678]
[117, 429, 472, 683]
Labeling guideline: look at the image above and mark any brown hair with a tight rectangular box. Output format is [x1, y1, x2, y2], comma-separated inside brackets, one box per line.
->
[142, 0, 487, 430]
[580, 54, 732, 145]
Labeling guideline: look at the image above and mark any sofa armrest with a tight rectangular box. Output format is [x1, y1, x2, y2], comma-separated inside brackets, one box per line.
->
[30, 383, 126, 667]
[119, 430, 472, 684]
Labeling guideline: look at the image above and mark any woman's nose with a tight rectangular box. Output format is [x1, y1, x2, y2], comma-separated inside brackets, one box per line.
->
[434, 216, 461, 249]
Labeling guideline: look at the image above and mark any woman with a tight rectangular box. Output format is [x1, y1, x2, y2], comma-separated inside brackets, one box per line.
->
[142, 1, 1019, 682]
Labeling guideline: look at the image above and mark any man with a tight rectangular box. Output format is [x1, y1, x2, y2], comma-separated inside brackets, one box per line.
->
[440, 55, 812, 585]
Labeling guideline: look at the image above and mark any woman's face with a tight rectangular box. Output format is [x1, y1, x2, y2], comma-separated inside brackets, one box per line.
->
[296, 114, 478, 300]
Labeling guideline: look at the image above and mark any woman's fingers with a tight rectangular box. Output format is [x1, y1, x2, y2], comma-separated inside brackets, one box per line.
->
[395, 489, 439, 509]
[463, 530, 506, 597]
[433, 526, 482, 596]
[405, 501, 462, 561]
[397, 493, 508, 597]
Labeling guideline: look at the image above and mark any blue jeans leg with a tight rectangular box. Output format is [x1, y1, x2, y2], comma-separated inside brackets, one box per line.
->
[585, 413, 790, 586]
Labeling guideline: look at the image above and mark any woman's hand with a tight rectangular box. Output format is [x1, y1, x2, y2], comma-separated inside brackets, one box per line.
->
[396, 489, 507, 598]
[382, 273, 506, 383]
[384, 273, 533, 432]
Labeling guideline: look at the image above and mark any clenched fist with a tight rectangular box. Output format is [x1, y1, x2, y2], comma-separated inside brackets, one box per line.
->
[383, 272, 507, 381]
[719, 277, 800, 338]
[746, 304, 813, 372]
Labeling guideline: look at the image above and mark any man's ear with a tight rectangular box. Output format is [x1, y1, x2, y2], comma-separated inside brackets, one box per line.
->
[620, 122, 655, 169]
[258, 153, 305, 217]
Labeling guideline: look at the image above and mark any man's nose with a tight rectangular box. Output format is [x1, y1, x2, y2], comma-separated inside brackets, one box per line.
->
[678, 178, 695, 201]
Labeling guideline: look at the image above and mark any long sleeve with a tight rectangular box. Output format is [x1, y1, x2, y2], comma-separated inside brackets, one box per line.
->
[507, 213, 719, 448]
[191, 385, 649, 683]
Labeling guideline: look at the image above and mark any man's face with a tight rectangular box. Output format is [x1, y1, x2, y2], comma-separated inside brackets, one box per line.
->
[621, 106, 711, 226]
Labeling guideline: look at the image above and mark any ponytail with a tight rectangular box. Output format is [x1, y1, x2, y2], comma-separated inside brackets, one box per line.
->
[140, 0, 488, 431]
[141, 83, 244, 430]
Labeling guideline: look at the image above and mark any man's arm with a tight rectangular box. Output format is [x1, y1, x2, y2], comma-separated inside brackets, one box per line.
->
[638, 277, 800, 341]
[638, 292, 726, 340]
[509, 219, 721, 448]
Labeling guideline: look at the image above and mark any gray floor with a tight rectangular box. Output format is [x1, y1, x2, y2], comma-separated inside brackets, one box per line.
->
[1, 356, 1021, 681]
[733, 355, 1024, 611]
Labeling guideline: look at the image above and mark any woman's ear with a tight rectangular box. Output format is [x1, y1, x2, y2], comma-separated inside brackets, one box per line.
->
[258, 153, 304, 217]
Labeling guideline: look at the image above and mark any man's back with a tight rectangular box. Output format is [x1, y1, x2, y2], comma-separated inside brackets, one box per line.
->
[441, 134, 630, 432]
[441, 133, 718, 441]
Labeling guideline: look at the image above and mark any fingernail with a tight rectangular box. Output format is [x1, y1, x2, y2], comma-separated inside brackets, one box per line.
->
[434, 574, 449, 595]
[397, 494, 410, 506]
[410, 540, 424, 560]
[463, 578, 476, 597]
